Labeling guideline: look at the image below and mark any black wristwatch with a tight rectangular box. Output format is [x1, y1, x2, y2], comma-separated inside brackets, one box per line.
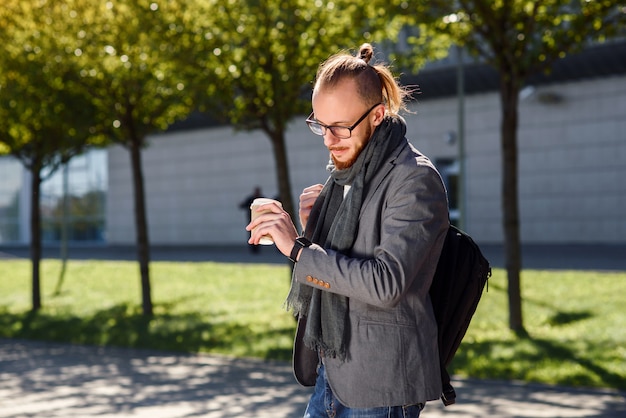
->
[289, 237, 312, 263]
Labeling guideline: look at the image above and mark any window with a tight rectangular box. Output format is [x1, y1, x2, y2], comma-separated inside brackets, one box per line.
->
[0, 157, 23, 243]
[436, 158, 460, 226]
[40, 149, 108, 243]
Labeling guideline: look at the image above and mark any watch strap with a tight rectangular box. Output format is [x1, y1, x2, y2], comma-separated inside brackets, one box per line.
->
[289, 237, 312, 263]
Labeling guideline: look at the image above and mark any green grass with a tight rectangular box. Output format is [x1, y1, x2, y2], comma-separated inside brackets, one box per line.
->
[451, 269, 626, 390]
[1, 259, 625, 391]
[0, 259, 296, 360]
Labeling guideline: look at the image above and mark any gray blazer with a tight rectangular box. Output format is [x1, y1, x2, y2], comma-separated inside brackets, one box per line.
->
[292, 140, 449, 408]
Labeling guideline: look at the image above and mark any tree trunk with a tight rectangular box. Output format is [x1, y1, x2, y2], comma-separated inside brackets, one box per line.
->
[54, 162, 70, 296]
[499, 76, 524, 332]
[30, 160, 43, 311]
[268, 130, 296, 227]
[129, 136, 153, 316]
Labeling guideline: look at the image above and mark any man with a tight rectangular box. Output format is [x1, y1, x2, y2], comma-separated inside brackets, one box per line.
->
[246, 43, 449, 417]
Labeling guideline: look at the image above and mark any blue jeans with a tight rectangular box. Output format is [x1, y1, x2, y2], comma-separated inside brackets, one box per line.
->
[303, 364, 424, 418]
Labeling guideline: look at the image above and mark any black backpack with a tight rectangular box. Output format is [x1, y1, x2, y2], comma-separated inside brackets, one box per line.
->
[429, 224, 491, 406]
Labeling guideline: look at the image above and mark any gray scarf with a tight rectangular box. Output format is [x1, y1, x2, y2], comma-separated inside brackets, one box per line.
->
[285, 116, 407, 361]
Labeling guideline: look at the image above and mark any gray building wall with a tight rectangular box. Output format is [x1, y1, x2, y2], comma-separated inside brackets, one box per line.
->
[106, 74, 626, 245]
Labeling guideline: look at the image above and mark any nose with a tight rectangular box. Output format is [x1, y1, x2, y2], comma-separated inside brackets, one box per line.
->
[323, 130, 341, 148]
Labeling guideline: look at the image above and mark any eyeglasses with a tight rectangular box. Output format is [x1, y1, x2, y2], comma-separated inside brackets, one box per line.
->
[305, 102, 382, 139]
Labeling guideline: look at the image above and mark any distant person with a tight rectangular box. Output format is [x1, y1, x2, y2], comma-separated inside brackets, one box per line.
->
[246, 43, 449, 417]
[239, 186, 263, 253]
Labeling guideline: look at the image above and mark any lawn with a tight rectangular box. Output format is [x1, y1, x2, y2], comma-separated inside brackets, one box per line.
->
[0, 259, 624, 390]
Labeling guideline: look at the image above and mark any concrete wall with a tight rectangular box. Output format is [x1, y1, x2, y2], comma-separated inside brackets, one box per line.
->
[404, 75, 626, 244]
[107, 75, 626, 245]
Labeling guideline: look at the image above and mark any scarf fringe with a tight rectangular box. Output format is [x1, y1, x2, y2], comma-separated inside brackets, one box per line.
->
[303, 335, 347, 362]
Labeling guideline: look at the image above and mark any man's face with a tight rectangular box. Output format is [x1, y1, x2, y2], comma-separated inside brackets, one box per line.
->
[311, 79, 383, 170]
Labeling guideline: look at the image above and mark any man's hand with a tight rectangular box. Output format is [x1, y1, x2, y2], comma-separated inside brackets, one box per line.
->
[246, 201, 299, 257]
[299, 184, 324, 230]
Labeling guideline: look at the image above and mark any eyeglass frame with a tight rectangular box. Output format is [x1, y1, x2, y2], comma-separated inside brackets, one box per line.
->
[305, 102, 383, 139]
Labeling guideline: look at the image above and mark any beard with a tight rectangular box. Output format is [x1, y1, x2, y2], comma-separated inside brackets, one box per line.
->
[331, 150, 360, 170]
[330, 125, 373, 170]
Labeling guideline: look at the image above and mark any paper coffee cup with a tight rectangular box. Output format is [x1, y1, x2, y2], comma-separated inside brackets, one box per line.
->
[250, 198, 282, 245]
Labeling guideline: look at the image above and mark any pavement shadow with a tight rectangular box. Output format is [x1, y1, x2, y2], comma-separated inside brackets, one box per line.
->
[423, 377, 626, 418]
[1, 338, 625, 418]
[0, 338, 309, 418]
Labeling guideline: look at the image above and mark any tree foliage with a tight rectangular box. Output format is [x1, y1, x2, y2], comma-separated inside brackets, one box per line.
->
[0, 2, 108, 165]
[65, 0, 205, 144]
[415, 0, 625, 78]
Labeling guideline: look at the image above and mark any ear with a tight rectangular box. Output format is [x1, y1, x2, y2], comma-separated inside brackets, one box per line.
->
[372, 104, 385, 126]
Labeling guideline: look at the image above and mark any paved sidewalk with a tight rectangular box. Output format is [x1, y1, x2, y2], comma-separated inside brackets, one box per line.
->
[1, 339, 624, 418]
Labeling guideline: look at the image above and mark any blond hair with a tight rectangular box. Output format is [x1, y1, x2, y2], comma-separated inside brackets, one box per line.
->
[313, 43, 409, 116]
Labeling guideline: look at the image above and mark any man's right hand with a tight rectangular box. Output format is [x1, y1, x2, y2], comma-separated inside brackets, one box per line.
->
[299, 184, 324, 231]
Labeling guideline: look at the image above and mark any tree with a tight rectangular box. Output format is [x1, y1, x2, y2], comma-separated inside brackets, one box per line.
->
[62, 0, 214, 315]
[395, 0, 625, 331]
[0, 0, 107, 311]
[192, 0, 403, 221]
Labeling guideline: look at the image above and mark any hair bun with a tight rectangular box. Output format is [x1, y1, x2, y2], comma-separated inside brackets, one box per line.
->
[358, 43, 374, 64]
